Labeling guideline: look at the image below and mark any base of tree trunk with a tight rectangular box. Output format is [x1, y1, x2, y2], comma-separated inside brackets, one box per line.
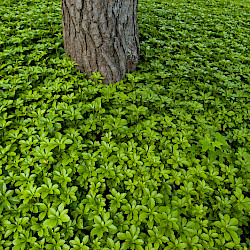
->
[61, 0, 140, 85]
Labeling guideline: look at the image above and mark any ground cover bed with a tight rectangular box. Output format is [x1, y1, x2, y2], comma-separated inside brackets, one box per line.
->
[0, 0, 249, 249]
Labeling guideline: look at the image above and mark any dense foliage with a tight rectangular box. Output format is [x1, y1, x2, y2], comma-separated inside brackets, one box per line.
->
[0, 0, 249, 249]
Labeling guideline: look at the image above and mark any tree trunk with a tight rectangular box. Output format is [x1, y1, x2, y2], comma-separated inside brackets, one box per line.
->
[61, 0, 140, 85]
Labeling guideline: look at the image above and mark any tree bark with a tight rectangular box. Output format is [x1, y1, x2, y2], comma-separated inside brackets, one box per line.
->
[61, 0, 140, 85]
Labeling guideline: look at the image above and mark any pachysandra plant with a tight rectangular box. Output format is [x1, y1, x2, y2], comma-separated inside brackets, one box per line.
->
[0, 0, 249, 249]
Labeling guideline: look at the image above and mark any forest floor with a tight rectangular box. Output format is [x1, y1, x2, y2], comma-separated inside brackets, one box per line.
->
[0, 0, 249, 249]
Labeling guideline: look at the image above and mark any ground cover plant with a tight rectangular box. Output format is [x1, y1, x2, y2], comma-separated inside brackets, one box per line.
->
[0, 0, 249, 249]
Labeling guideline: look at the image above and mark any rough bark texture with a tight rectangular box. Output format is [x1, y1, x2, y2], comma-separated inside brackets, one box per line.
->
[61, 0, 140, 85]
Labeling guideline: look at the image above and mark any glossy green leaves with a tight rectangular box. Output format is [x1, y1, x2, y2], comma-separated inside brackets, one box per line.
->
[0, 0, 249, 249]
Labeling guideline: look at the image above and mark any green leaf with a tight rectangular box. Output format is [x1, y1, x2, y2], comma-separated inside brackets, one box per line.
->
[118, 233, 127, 240]
[229, 218, 238, 226]
[43, 218, 57, 228]
[94, 216, 102, 225]
[131, 225, 137, 236]
[103, 212, 110, 222]
[224, 231, 231, 241]
[229, 230, 240, 244]
[91, 227, 103, 238]
[107, 238, 114, 247]
[61, 213, 70, 222]
[224, 242, 235, 248]
[214, 221, 222, 228]
[191, 236, 199, 244]
[64, 139, 73, 144]
[139, 212, 148, 221]
[109, 224, 118, 232]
